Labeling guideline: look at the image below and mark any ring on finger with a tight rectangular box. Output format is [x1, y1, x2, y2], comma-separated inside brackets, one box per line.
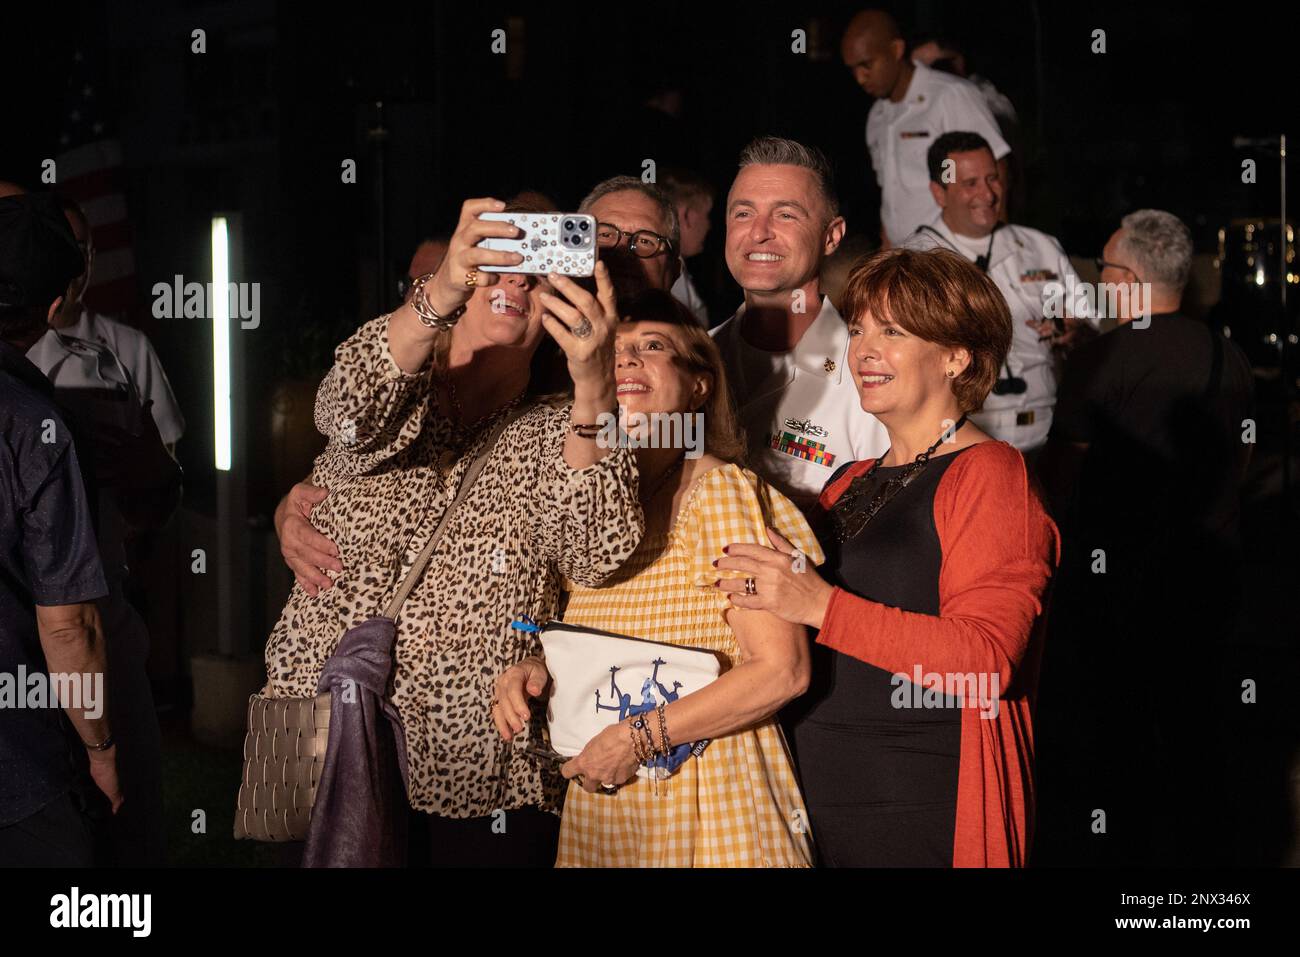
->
[744, 577, 758, 596]
[573, 773, 586, 788]
[572, 317, 593, 339]
[465, 269, 479, 288]
[599, 783, 618, 794]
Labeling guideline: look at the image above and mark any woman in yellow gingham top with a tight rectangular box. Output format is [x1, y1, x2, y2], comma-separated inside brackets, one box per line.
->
[492, 291, 822, 867]
[557, 463, 821, 867]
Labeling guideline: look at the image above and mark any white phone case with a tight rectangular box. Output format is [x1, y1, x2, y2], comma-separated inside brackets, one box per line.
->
[477, 212, 597, 277]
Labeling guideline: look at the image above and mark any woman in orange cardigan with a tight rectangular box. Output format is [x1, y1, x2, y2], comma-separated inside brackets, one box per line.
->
[715, 248, 1060, 867]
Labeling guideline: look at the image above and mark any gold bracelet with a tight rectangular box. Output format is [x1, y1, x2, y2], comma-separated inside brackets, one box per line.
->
[656, 701, 670, 755]
[409, 273, 466, 330]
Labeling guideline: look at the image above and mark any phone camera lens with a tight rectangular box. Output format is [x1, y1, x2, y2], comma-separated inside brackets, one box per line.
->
[578, 220, 589, 231]
[563, 220, 574, 231]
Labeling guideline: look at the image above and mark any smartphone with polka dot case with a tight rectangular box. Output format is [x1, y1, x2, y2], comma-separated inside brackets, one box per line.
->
[477, 212, 597, 277]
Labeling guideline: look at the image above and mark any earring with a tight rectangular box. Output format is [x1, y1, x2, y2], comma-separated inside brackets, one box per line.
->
[945, 369, 956, 379]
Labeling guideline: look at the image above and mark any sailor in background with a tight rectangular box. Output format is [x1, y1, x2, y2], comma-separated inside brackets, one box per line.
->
[901, 131, 1098, 455]
[841, 9, 1011, 247]
[31, 197, 185, 450]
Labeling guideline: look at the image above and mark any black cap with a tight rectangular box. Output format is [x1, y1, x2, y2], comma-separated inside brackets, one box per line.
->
[0, 193, 85, 311]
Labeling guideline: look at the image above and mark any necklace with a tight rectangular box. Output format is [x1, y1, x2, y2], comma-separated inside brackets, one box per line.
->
[832, 413, 969, 542]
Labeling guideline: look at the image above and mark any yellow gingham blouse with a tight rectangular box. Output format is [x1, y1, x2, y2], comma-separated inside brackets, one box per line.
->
[555, 463, 824, 867]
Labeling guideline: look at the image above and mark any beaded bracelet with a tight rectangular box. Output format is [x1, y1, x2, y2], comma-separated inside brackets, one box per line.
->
[570, 407, 619, 440]
[628, 721, 649, 763]
[631, 714, 657, 758]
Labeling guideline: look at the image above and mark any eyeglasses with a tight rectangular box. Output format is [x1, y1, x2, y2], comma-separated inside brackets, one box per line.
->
[595, 223, 674, 259]
[1094, 257, 1140, 281]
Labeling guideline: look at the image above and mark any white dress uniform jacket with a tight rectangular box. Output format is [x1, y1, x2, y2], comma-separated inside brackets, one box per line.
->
[711, 296, 888, 503]
[867, 62, 1011, 247]
[901, 216, 1100, 450]
[59, 310, 186, 444]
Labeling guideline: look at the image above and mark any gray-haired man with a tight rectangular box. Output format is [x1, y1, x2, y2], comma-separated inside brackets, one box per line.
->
[710, 136, 888, 508]
[578, 176, 681, 295]
[1037, 209, 1254, 866]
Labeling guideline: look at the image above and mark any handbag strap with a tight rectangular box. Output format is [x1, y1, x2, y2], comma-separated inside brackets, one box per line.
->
[382, 402, 529, 620]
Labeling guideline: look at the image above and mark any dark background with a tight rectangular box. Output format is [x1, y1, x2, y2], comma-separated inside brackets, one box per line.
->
[4, 0, 1294, 516]
[2, 0, 1297, 867]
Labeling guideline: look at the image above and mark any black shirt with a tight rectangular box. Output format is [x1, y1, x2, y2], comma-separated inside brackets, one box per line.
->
[786, 446, 976, 867]
[1049, 312, 1254, 559]
[0, 340, 107, 826]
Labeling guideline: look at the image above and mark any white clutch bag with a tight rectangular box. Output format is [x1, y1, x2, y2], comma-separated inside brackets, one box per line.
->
[537, 620, 722, 779]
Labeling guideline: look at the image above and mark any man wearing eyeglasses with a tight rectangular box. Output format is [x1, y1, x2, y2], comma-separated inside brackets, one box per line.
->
[577, 176, 681, 295]
[1034, 209, 1255, 866]
[900, 131, 1098, 454]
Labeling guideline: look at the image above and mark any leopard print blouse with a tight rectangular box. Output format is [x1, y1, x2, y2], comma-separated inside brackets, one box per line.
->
[262, 315, 644, 818]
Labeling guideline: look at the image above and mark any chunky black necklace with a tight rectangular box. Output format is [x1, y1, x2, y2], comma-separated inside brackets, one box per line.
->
[831, 414, 968, 542]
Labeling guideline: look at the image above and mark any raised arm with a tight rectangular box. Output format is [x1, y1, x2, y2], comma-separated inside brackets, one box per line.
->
[531, 262, 645, 587]
[316, 198, 525, 471]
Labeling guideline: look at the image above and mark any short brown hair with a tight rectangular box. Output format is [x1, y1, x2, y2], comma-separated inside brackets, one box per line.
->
[839, 247, 1011, 414]
[619, 289, 746, 463]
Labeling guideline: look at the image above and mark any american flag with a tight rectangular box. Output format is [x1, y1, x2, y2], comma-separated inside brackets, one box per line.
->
[57, 47, 137, 317]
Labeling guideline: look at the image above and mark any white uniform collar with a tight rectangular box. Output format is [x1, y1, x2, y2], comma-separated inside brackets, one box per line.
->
[727, 295, 848, 384]
[71, 307, 103, 342]
[916, 215, 1016, 271]
[900, 61, 936, 106]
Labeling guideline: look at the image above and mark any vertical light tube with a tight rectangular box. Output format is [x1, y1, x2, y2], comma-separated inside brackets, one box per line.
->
[211, 216, 232, 471]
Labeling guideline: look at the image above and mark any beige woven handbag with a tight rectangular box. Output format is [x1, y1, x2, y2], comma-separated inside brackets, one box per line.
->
[234, 406, 524, 842]
[234, 693, 332, 841]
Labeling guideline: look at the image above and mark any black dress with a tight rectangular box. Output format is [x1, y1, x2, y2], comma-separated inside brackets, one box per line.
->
[784, 446, 978, 867]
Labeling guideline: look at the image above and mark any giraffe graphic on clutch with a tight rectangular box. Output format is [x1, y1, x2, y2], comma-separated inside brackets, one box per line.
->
[595, 658, 692, 774]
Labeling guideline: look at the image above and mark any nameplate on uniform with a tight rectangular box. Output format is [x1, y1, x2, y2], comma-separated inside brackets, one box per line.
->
[1016, 410, 1035, 426]
[770, 430, 836, 468]
[899, 130, 931, 140]
[1019, 269, 1059, 283]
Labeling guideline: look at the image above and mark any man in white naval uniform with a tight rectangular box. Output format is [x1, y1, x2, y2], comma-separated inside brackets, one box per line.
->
[901, 131, 1098, 454]
[710, 137, 888, 509]
[841, 10, 1010, 248]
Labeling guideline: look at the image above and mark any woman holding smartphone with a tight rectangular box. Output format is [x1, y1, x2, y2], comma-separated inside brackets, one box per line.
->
[493, 291, 821, 868]
[263, 198, 644, 866]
